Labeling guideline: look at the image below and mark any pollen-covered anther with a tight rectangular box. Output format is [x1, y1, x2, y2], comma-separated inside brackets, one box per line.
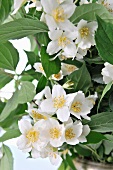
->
[50, 127, 61, 139]
[80, 27, 89, 38]
[39, 65, 44, 72]
[26, 129, 39, 143]
[53, 7, 65, 22]
[58, 36, 70, 48]
[65, 128, 75, 140]
[53, 72, 61, 79]
[53, 95, 66, 108]
[32, 110, 47, 120]
[71, 101, 82, 113]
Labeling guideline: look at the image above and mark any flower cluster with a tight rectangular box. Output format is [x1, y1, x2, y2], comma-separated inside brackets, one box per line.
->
[17, 84, 97, 165]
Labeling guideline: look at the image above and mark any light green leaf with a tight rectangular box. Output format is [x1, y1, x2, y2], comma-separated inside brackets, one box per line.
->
[95, 16, 113, 65]
[88, 112, 113, 132]
[68, 62, 91, 93]
[0, 42, 19, 70]
[0, 81, 36, 122]
[0, 145, 13, 170]
[109, 92, 113, 111]
[0, 69, 13, 89]
[0, 0, 13, 24]
[0, 18, 48, 43]
[97, 81, 113, 112]
[58, 162, 65, 170]
[70, 3, 113, 24]
[36, 75, 47, 93]
[103, 140, 113, 155]
[0, 129, 21, 142]
[25, 51, 40, 66]
[41, 46, 61, 78]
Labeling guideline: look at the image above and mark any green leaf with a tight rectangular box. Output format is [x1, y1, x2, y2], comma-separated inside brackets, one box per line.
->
[0, 81, 35, 122]
[0, 145, 13, 170]
[21, 69, 41, 81]
[86, 131, 106, 144]
[41, 46, 61, 78]
[66, 154, 77, 170]
[95, 16, 113, 65]
[0, 0, 13, 24]
[58, 162, 65, 170]
[97, 81, 113, 112]
[25, 51, 40, 66]
[109, 92, 113, 111]
[0, 69, 13, 89]
[70, 3, 112, 24]
[103, 139, 113, 155]
[0, 101, 5, 113]
[36, 75, 47, 93]
[75, 145, 92, 157]
[36, 32, 50, 46]
[88, 112, 113, 132]
[0, 18, 48, 43]
[68, 62, 91, 93]
[0, 42, 19, 70]
[0, 129, 21, 142]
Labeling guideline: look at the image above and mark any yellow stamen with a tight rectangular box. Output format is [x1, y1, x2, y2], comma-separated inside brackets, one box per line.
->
[80, 27, 89, 38]
[39, 65, 44, 72]
[66, 65, 77, 73]
[58, 36, 70, 47]
[32, 110, 47, 120]
[71, 101, 82, 113]
[53, 72, 61, 79]
[65, 128, 75, 140]
[53, 7, 65, 22]
[50, 127, 61, 139]
[53, 95, 65, 109]
[26, 129, 39, 143]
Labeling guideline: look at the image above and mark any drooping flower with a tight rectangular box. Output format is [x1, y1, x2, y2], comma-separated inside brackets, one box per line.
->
[41, 0, 76, 31]
[64, 120, 83, 145]
[78, 125, 90, 143]
[47, 30, 77, 56]
[40, 85, 73, 122]
[69, 91, 92, 120]
[51, 71, 64, 81]
[33, 62, 45, 76]
[17, 119, 47, 154]
[61, 63, 78, 76]
[101, 62, 113, 84]
[75, 19, 98, 49]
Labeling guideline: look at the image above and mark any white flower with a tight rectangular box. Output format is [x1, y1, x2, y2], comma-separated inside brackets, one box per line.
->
[86, 92, 98, 109]
[41, 0, 76, 31]
[79, 0, 92, 5]
[17, 119, 47, 154]
[97, 0, 113, 13]
[51, 71, 64, 81]
[42, 118, 65, 147]
[61, 63, 78, 76]
[40, 85, 73, 122]
[13, 0, 27, 14]
[69, 91, 92, 120]
[64, 120, 83, 145]
[33, 62, 45, 75]
[101, 62, 113, 84]
[47, 30, 77, 56]
[75, 47, 87, 60]
[75, 19, 98, 49]
[78, 125, 90, 143]
[27, 1, 42, 11]
[28, 108, 51, 122]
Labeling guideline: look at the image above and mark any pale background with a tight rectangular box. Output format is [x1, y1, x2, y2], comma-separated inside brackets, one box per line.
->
[0, 38, 60, 170]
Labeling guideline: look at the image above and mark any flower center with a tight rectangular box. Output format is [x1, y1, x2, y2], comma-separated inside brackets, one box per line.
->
[71, 101, 82, 113]
[66, 65, 77, 73]
[80, 27, 89, 38]
[53, 72, 61, 79]
[53, 95, 66, 108]
[65, 128, 75, 140]
[53, 7, 65, 22]
[58, 36, 70, 48]
[39, 65, 44, 72]
[50, 127, 61, 139]
[26, 129, 39, 143]
[32, 110, 47, 120]
[101, 1, 113, 13]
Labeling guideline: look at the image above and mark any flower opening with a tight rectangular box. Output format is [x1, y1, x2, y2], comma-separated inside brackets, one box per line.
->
[71, 101, 82, 113]
[50, 127, 61, 139]
[65, 128, 76, 140]
[26, 129, 39, 143]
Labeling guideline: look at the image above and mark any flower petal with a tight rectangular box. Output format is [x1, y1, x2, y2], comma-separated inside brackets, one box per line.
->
[57, 106, 70, 122]
[40, 99, 56, 113]
[18, 119, 32, 134]
[45, 14, 57, 31]
[47, 40, 61, 55]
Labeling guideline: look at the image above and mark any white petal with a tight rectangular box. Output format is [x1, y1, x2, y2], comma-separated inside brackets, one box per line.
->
[44, 86, 52, 98]
[58, 20, 76, 32]
[52, 85, 66, 99]
[31, 148, 41, 158]
[41, 0, 58, 14]
[61, 2, 76, 18]
[57, 106, 70, 122]
[45, 14, 57, 31]
[18, 120, 32, 134]
[40, 99, 56, 113]
[47, 40, 61, 55]
[64, 43, 77, 56]
[49, 153, 62, 166]
[17, 135, 28, 150]
[48, 30, 63, 41]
